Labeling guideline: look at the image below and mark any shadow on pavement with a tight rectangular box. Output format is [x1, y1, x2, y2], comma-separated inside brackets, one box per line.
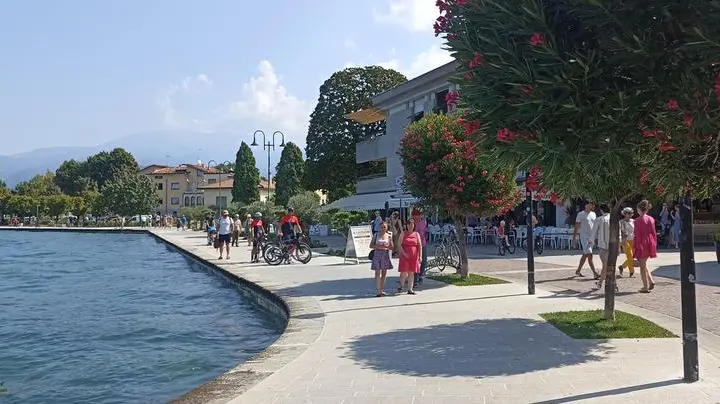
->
[344, 318, 613, 378]
[278, 277, 449, 299]
[532, 379, 683, 403]
[654, 261, 720, 287]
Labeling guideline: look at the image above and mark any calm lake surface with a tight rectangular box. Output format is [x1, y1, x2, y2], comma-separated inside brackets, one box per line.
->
[0, 231, 283, 404]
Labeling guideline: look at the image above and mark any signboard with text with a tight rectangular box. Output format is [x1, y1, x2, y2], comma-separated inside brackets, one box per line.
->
[344, 225, 373, 264]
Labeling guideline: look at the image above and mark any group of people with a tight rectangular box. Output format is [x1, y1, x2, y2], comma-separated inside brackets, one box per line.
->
[204, 208, 302, 263]
[573, 199, 658, 294]
[368, 209, 428, 297]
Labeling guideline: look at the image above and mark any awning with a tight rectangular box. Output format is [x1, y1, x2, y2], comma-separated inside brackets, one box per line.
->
[322, 191, 418, 212]
[344, 108, 386, 124]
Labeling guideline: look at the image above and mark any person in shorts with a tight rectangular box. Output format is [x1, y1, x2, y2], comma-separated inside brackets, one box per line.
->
[588, 203, 619, 291]
[572, 200, 598, 278]
[216, 210, 234, 260]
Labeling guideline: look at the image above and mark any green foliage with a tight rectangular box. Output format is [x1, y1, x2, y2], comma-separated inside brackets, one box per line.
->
[85, 148, 139, 189]
[99, 171, 156, 217]
[400, 113, 522, 217]
[181, 206, 214, 222]
[305, 66, 407, 201]
[54, 159, 92, 196]
[44, 194, 75, 218]
[540, 310, 676, 339]
[274, 142, 305, 207]
[6, 195, 35, 216]
[287, 191, 321, 225]
[215, 162, 235, 173]
[244, 201, 285, 225]
[428, 273, 508, 286]
[439, 0, 720, 200]
[329, 210, 367, 238]
[232, 142, 260, 205]
[14, 171, 61, 198]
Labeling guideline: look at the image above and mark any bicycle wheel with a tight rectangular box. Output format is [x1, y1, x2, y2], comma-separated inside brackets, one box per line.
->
[294, 242, 313, 264]
[433, 245, 447, 272]
[535, 239, 544, 255]
[449, 243, 461, 268]
[264, 246, 284, 266]
[506, 241, 516, 254]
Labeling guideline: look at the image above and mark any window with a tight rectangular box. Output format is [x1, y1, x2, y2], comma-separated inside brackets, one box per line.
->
[171, 182, 180, 190]
[158, 198, 163, 205]
[207, 178, 217, 184]
[184, 196, 190, 206]
[198, 196, 204, 206]
[154, 175, 163, 179]
[356, 158, 387, 180]
[171, 197, 180, 205]
[156, 183, 163, 190]
[411, 111, 424, 122]
[434, 89, 449, 114]
[190, 196, 196, 206]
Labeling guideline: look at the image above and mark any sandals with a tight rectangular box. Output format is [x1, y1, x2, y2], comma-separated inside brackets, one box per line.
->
[639, 288, 650, 293]
[575, 270, 585, 277]
[649, 282, 655, 290]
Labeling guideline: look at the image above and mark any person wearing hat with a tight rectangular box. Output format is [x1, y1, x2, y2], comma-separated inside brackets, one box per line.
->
[618, 207, 635, 277]
[216, 209, 234, 260]
[250, 212, 265, 263]
[412, 209, 428, 285]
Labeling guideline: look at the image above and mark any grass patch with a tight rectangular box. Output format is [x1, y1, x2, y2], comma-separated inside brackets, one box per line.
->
[427, 273, 508, 286]
[540, 310, 676, 339]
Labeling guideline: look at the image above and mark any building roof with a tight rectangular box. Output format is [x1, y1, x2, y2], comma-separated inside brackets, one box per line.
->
[141, 163, 220, 175]
[198, 177, 276, 191]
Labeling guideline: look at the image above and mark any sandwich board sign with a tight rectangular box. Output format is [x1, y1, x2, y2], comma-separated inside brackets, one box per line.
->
[344, 225, 373, 264]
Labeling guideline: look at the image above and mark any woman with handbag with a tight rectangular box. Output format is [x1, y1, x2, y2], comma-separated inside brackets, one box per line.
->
[369, 221, 393, 297]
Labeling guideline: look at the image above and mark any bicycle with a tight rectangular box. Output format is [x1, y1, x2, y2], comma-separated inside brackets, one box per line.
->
[520, 232, 544, 255]
[432, 229, 461, 272]
[497, 234, 516, 256]
[264, 236, 313, 265]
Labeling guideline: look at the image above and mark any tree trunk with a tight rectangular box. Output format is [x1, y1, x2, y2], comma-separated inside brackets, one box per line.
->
[604, 200, 623, 321]
[454, 216, 470, 278]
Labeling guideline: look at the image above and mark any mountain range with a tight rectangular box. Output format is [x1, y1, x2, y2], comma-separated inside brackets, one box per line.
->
[0, 131, 292, 187]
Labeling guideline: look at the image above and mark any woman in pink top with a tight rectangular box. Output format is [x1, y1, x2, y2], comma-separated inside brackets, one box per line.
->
[633, 199, 657, 293]
[398, 217, 422, 295]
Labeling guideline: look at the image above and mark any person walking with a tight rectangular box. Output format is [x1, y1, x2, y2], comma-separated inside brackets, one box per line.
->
[244, 213, 252, 246]
[250, 213, 265, 263]
[634, 200, 657, 293]
[389, 211, 403, 257]
[618, 207, 635, 277]
[370, 221, 393, 297]
[216, 210, 234, 260]
[232, 214, 242, 247]
[372, 211, 382, 237]
[572, 201, 599, 278]
[588, 203, 619, 291]
[397, 217, 422, 295]
[671, 205, 680, 249]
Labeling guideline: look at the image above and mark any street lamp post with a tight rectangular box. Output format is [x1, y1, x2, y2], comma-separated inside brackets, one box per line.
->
[207, 160, 219, 216]
[251, 130, 285, 202]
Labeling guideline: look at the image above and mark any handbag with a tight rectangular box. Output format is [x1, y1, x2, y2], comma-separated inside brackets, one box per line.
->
[368, 234, 377, 260]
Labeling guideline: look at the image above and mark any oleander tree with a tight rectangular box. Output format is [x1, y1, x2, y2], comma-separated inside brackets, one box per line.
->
[435, 0, 720, 319]
[399, 113, 522, 277]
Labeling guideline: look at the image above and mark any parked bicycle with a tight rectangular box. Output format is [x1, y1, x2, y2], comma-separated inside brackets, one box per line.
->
[264, 236, 313, 265]
[433, 229, 461, 272]
[498, 233, 516, 256]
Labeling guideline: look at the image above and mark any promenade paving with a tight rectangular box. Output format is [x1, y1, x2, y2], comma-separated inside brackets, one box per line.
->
[153, 230, 720, 404]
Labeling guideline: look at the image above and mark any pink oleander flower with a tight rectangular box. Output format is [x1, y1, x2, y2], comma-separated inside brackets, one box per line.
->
[529, 33, 546, 46]
[666, 99, 679, 110]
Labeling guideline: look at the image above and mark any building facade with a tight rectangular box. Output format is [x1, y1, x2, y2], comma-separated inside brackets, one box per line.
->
[140, 163, 220, 215]
[198, 178, 276, 206]
[325, 62, 460, 211]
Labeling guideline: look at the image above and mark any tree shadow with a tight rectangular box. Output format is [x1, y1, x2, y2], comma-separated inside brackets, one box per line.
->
[277, 276, 449, 299]
[532, 379, 683, 403]
[344, 318, 613, 378]
[653, 261, 720, 286]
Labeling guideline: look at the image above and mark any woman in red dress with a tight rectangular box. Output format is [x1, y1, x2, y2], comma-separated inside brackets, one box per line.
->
[398, 217, 422, 295]
[633, 199, 657, 293]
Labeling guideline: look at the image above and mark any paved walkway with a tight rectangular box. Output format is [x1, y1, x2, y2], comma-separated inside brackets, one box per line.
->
[153, 230, 720, 403]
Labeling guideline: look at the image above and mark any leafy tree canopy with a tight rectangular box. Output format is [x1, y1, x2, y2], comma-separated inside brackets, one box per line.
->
[215, 162, 235, 173]
[274, 142, 305, 207]
[55, 159, 93, 196]
[14, 171, 61, 198]
[232, 142, 260, 205]
[438, 0, 720, 201]
[86, 147, 139, 189]
[305, 66, 407, 201]
[287, 190, 321, 225]
[99, 171, 156, 217]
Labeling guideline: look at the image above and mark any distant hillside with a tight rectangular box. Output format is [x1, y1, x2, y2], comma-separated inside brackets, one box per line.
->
[0, 130, 278, 187]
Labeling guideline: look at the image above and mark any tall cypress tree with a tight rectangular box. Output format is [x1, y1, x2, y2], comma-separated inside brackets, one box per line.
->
[232, 142, 260, 204]
[274, 142, 305, 207]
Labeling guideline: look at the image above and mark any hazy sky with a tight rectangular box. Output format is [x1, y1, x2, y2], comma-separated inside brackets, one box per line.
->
[0, 0, 451, 155]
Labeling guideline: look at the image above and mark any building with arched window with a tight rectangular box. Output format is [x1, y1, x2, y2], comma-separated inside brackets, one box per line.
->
[140, 163, 218, 214]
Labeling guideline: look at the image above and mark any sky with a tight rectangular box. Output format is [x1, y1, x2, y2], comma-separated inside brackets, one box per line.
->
[0, 0, 452, 157]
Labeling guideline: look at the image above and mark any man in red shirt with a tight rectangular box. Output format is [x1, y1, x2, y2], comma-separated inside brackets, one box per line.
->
[250, 213, 265, 263]
[279, 208, 301, 242]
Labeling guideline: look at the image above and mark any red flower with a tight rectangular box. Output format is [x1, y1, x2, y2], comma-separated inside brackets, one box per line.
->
[445, 90, 460, 109]
[464, 72, 472, 80]
[469, 52, 485, 68]
[642, 129, 660, 138]
[447, 33, 459, 41]
[435, 0, 450, 13]
[639, 169, 649, 185]
[683, 115, 694, 127]
[496, 128, 516, 143]
[666, 99, 679, 110]
[458, 118, 480, 136]
[433, 16, 449, 36]
[714, 73, 720, 103]
[655, 185, 665, 195]
[521, 85, 533, 95]
[457, 0, 469, 6]
[660, 142, 678, 152]
[529, 33, 546, 46]
[549, 192, 558, 204]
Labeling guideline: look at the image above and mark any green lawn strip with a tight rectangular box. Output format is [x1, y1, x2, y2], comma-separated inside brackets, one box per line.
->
[427, 273, 508, 286]
[540, 310, 677, 339]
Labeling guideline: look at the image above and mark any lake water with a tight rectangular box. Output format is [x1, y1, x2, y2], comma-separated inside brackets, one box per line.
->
[0, 231, 284, 404]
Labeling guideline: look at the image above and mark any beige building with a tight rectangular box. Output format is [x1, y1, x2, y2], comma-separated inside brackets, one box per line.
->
[199, 177, 276, 205]
[140, 163, 221, 214]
